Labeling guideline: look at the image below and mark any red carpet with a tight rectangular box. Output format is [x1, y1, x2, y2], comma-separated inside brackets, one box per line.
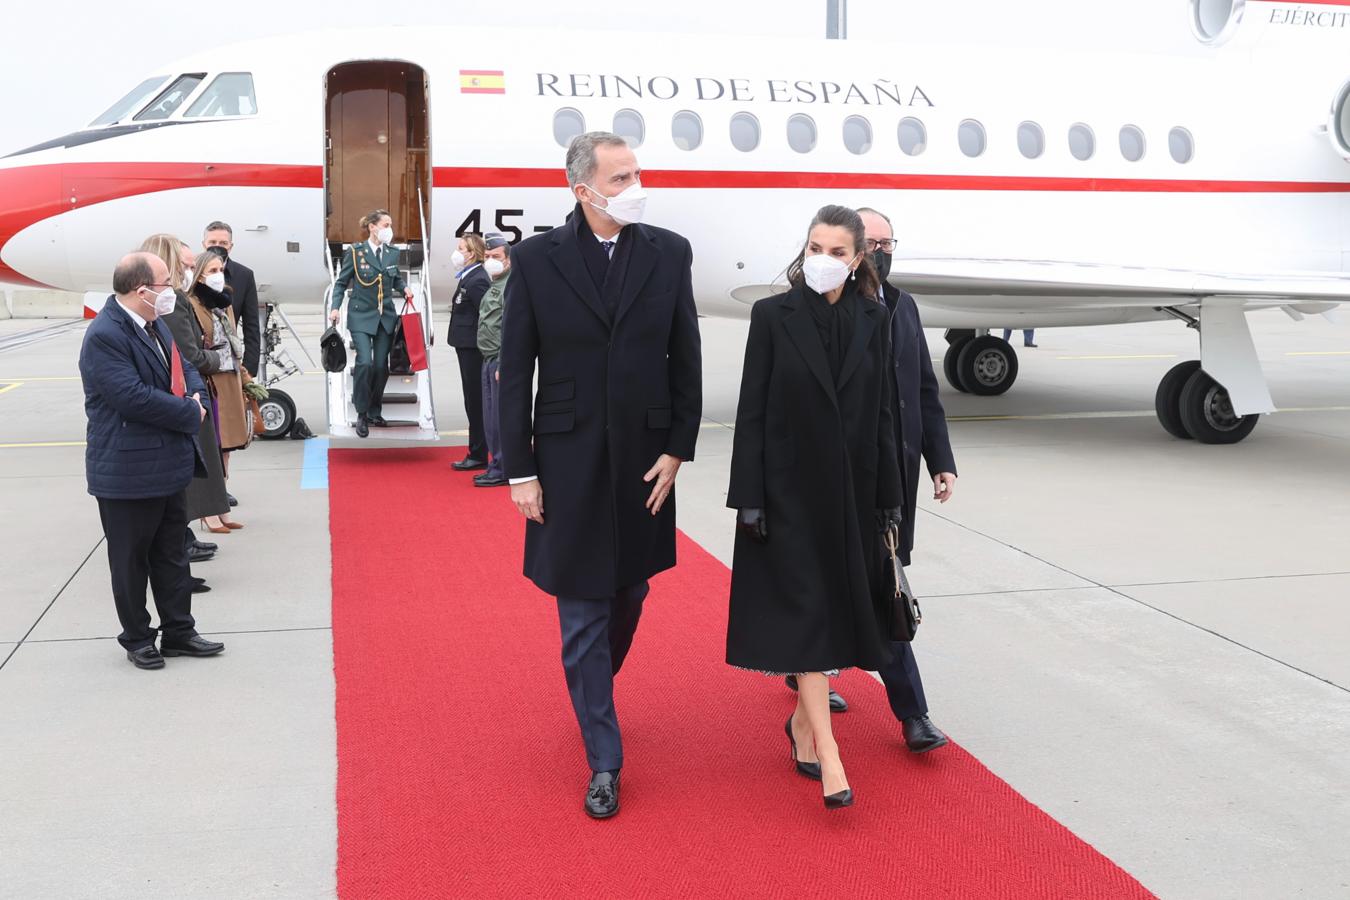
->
[331, 447, 1155, 899]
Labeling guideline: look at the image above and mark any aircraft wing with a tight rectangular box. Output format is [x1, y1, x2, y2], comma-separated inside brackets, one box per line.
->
[891, 258, 1350, 309]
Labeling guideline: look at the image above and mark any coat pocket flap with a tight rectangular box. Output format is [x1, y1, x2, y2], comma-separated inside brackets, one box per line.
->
[534, 411, 575, 434]
[646, 407, 672, 429]
[538, 378, 575, 404]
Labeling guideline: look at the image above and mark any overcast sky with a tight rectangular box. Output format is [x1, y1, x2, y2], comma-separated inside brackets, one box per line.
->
[1, 0, 1194, 155]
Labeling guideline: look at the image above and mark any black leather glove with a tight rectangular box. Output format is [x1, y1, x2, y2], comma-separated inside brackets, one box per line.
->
[737, 508, 768, 544]
[877, 507, 903, 534]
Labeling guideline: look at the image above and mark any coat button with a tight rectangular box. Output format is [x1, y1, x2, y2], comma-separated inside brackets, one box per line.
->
[899, 399, 906, 409]
[902, 441, 909, 451]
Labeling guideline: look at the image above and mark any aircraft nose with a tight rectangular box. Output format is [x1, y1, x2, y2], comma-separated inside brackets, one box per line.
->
[0, 157, 66, 289]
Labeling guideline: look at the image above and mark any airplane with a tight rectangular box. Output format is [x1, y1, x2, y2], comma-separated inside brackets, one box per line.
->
[1, 0, 1348, 443]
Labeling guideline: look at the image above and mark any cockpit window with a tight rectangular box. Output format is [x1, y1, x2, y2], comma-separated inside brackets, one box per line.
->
[185, 73, 258, 118]
[89, 76, 169, 127]
[134, 74, 206, 121]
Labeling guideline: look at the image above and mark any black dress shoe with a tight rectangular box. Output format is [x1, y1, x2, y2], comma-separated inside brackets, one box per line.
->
[226, 492, 238, 507]
[784, 675, 849, 713]
[355, 417, 369, 439]
[126, 645, 165, 670]
[452, 456, 488, 471]
[902, 715, 950, 754]
[584, 770, 621, 819]
[187, 545, 216, 564]
[473, 473, 508, 487]
[160, 635, 225, 657]
[367, 414, 388, 427]
[190, 577, 211, 594]
[785, 715, 821, 781]
[824, 788, 854, 810]
[193, 538, 218, 553]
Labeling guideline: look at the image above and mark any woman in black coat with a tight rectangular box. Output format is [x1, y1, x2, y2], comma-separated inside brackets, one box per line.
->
[726, 205, 904, 810]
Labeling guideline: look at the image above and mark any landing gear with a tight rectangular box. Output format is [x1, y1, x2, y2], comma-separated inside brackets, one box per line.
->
[1154, 361, 1260, 444]
[258, 389, 296, 441]
[942, 334, 1019, 395]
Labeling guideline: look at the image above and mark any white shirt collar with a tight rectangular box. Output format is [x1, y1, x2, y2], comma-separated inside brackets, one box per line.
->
[368, 239, 382, 255]
[594, 230, 621, 246]
[118, 296, 150, 329]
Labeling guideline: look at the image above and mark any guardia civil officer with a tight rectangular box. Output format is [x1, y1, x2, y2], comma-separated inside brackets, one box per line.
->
[499, 132, 702, 819]
[448, 233, 490, 469]
[328, 209, 414, 438]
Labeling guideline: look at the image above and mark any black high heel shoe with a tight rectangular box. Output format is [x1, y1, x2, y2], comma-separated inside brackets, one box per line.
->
[824, 788, 854, 810]
[785, 715, 822, 781]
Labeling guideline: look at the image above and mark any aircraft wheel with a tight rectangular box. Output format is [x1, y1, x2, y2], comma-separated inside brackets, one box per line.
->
[1178, 369, 1259, 445]
[956, 336, 1019, 396]
[943, 338, 971, 392]
[258, 389, 297, 440]
[1154, 360, 1201, 440]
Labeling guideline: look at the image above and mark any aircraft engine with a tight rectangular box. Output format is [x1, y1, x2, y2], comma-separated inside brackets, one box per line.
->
[1189, 0, 1244, 45]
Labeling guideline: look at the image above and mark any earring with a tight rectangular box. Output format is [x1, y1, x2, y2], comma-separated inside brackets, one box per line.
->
[850, 270, 857, 281]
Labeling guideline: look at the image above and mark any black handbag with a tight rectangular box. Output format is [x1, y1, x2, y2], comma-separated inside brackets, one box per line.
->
[881, 524, 922, 642]
[388, 321, 412, 375]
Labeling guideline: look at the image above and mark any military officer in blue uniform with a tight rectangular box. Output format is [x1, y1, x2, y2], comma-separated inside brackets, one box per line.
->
[328, 208, 414, 438]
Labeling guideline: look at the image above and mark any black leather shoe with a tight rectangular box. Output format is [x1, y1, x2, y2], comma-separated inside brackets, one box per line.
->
[193, 538, 218, 553]
[784, 675, 848, 713]
[785, 715, 821, 781]
[902, 715, 950, 754]
[367, 414, 388, 427]
[160, 635, 225, 657]
[824, 788, 854, 810]
[190, 577, 210, 594]
[452, 456, 488, 471]
[226, 492, 238, 507]
[473, 473, 508, 487]
[584, 770, 621, 819]
[126, 645, 165, 670]
[355, 417, 369, 439]
[187, 545, 216, 563]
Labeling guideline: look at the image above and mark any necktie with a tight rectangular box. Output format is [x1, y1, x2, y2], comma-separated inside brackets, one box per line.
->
[146, 323, 187, 398]
[601, 240, 615, 259]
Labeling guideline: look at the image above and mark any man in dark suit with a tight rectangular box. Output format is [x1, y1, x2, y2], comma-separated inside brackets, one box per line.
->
[79, 252, 226, 669]
[499, 131, 702, 819]
[204, 221, 260, 377]
[448, 247, 491, 469]
[861, 206, 958, 752]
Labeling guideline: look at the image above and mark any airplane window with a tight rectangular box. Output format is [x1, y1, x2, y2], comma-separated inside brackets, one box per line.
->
[730, 112, 760, 152]
[133, 73, 206, 121]
[1017, 122, 1045, 159]
[1169, 127, 1195, 164]
[613, 109, 645, 148]
[787, 114, 817, 153]
[89, 76, 169, 126]
[1068, 123, 1095, 161]
[185, 73, 257, 118]
[897, 117, 927, 156]
[958, 119, 986, 158]
[553, 108, 585, 148]
[672, 111, 703, 150]
[1119, 125, 1146, 162]
[843, 116, 872, 155]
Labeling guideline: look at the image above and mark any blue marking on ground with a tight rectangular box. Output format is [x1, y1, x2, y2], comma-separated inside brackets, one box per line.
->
[301, 438, 330, 490]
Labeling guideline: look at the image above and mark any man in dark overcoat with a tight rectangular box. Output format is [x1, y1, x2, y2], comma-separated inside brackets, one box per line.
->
[498, 131, 702, 819]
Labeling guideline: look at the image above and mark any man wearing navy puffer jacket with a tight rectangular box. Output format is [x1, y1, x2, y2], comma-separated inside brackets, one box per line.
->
[79, 252, 226, 669]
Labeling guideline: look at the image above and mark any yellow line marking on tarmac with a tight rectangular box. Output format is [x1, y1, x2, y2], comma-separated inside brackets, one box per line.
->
[1054, 354, 1179, 361]
[1286, 351, 1350, 357]
[0, 383, 22, 396]
[0, 440, 85, 448]
[0, 375, 81, 381]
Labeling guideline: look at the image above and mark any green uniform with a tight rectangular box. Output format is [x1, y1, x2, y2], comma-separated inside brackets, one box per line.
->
[330, 241, 408, 419]
[476, 270, 510, 361]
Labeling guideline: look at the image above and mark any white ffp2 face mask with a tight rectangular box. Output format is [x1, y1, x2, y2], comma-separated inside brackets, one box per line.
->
[483, 258, 506, 278]
[140, 286, 177, 317]
[450, 250, 466, 270]
[376, 226, 394, 245]
[586, 181, 647, 226]
[181, 270, 194, 293]
[204, 272, 227, 293]
[801, 253, 855, 294]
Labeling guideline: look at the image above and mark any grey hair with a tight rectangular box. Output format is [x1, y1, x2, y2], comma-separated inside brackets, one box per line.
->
[565, 131, 630, 188]
[856, 206, 892, 227]
[204, 220, 233, 236]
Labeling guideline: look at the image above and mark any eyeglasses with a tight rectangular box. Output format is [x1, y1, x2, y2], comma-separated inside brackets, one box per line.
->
[865, 238, 898, 253]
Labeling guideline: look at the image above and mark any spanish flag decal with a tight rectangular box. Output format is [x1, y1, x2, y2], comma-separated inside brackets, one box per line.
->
[460, 70, 505, 94]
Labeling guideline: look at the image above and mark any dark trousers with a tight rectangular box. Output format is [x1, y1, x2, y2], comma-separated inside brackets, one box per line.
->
[455, 346, 487, 460]
[352, 326, 393, 418]
[97, 491, 196, 651]
[480, 357, 502, 478]
[877, 640, 929, 722]
[556, 581, 649, 773]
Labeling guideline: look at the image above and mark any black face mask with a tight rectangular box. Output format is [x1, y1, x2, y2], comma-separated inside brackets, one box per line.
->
[872, 249, 892, 283]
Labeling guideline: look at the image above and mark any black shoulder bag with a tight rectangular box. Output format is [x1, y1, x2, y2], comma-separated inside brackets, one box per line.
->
[881, 524, 922, 642]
